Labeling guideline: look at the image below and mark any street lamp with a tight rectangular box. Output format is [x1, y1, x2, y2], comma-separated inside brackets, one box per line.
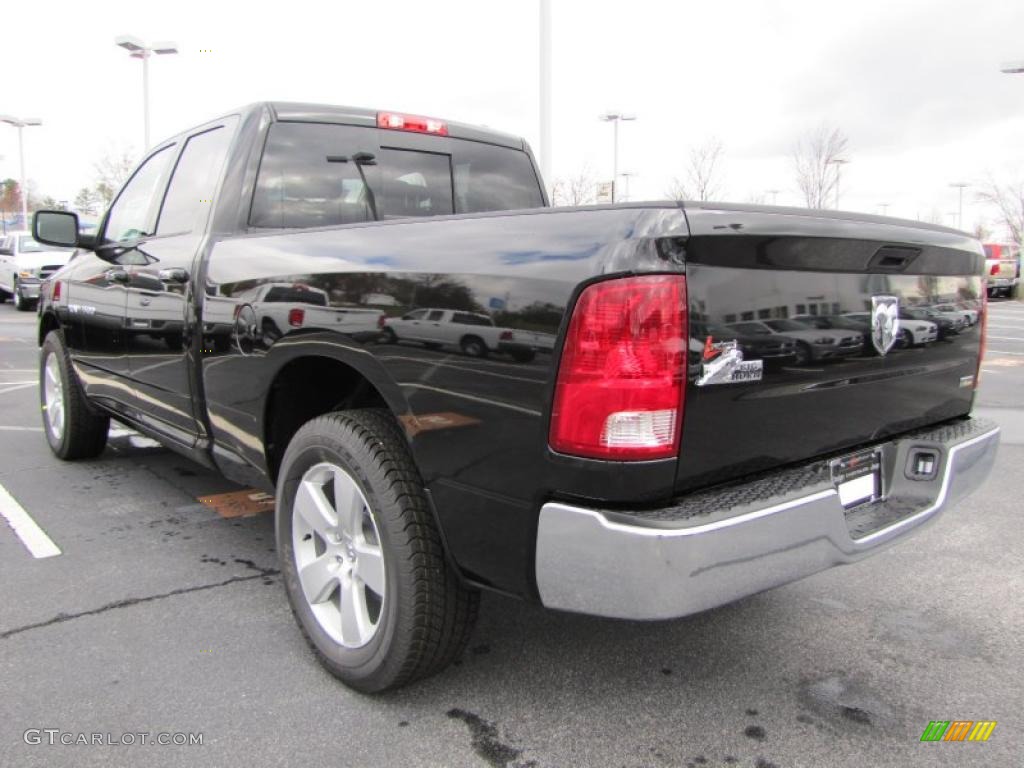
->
[620, 171, 637, 202]
[766, 189, 780, 205]
[879, 202, 890, 216]
[538, 0, 552, 190]
[599, 111, 636, 202]
[115, 35, 178, 149]
[827, 158, 850, 209]
[949, 182, 969, 230]
[0, 115, 43, 226]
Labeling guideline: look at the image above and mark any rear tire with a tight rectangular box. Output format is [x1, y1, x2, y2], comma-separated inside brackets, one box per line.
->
[276, 409, 479, 692]
[40, 331, 109, 460]
[460, 336, 488, 358]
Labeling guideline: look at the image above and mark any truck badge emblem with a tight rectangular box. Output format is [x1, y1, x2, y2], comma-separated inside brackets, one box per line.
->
[696, 338, 763, 386]
[871, 295, 900, 356]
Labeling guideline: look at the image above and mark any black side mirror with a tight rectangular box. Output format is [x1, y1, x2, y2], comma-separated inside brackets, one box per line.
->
[33, 210, 80, 248]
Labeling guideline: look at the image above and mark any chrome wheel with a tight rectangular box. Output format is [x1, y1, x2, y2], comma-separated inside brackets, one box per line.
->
[43, 353, 65, 442]
[292, 462, 386, 649]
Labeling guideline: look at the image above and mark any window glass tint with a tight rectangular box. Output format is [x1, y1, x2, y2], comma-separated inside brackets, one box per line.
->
[250, 123, 543, 229]
[18, 236, 46, 253]
[452, 312, 493, 326]
[453, 141, 544, 213]
[264, 286, 327, 305]
[426, 310, 445, 321]
[105, 146, 175, 243]
[404, 309, 427, 320]
[378, 149, 453, 219]
[250, 123, 376, 229]
[158, 125, 233, 235]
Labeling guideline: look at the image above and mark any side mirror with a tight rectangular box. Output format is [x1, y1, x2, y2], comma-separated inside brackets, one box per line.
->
[33, 210, 80, 248]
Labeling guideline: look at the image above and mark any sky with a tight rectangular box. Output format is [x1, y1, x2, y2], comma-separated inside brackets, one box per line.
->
[1, 0, 1022, 237]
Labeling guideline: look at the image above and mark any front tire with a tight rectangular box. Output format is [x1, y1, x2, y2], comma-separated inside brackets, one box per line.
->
[40, 331, 110, 459]
[460, 336, 488, 358]
[276, 409, 478, 692]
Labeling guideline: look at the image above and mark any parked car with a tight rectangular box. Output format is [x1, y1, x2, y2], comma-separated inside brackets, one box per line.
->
[383, 307, 546, 362]
[899, 306, 960, 339]
[32, 102, 998, 693]
[838, 312, 939, 347]
[236, 282, 385, 343]
[692, 321, 798, 367]
[0, 230, 75, 310]
[728, 318, 863, 364]
[932, 302, 978, 327]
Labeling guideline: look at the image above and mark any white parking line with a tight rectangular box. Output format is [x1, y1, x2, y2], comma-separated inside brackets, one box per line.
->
[0, 482, 61, 559]
[987, 335, 1024, 341]
[0, 383, 36, 395]
[988, 349, 1024, 356]
[0, 426, 43, 432]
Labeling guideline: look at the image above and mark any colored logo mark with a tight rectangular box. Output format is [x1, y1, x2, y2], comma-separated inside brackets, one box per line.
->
[920, 720, 997, 742]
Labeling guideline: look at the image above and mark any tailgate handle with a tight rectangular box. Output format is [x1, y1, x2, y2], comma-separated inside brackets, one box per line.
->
[869, 246, 920, 271]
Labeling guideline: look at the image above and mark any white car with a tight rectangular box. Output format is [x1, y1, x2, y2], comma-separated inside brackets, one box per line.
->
[238, 283, 385, 342]
[0, 230, 75, 311]
[729, 319, 864, 364]
[842, 312, 939, 346]
[384, 308, 548, 362]
[933, 303, 978, 327]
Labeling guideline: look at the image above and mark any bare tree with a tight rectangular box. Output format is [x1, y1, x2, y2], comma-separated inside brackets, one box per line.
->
[551, 167, 597, 206]
[973, 221, 992, 242]
[666, 138, 725, 201]
[792, 124, 849, 209]
[975, 175, 1024, 245]
[93, 145, 138, 206]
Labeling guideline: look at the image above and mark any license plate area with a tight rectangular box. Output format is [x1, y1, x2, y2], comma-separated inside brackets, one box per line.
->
[831, 449, 882, 509]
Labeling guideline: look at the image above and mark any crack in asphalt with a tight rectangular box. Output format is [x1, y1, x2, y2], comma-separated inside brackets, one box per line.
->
[0, 564, 280, 640]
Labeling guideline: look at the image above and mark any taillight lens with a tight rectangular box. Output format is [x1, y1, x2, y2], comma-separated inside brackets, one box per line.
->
[288, 308, 305, 327]
[52, 280, 62, 302]
[990, 264, 1000, 276]
[549, 275, 687, 460]
[499, 330, 514, 341]
[377, 314, 386, 329]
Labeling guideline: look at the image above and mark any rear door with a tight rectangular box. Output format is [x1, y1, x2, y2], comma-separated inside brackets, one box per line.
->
[123, 119, 237, 443]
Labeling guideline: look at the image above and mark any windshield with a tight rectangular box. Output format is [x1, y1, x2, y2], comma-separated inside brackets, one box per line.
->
[764, 319, 812, 332]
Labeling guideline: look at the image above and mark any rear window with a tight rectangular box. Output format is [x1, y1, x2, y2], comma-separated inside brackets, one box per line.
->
[264, 287, 327, 305]
[249, 122, 543, 229]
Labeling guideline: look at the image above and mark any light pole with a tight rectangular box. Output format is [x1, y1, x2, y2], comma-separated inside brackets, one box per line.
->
[599, 111, 636, 202]
[115, 35, 178, 149]
[538, 0, 552, 191]
[0, 115, 42, 226]
[620, 171, 637, 202]
[949, 182, 969, 230]
[827, 158, 850, 209]
[879, 202, 890, 216]
[766, 189, 780, 205]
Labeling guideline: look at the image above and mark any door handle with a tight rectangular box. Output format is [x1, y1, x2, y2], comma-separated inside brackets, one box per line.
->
[158, 267, 189, 284]
[105, 268, 130, 284]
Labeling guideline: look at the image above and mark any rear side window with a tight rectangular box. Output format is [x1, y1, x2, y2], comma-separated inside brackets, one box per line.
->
[426, 310, 445, 321]
[452, 312, 493, 326]
[250, 122, 543, 229]
[158, 123, 234, 235]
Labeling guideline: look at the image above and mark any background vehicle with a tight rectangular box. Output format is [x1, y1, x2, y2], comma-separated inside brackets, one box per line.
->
[692, 321, 797, 367]
[838, 312, 938, 347]
[32, 103, 998, 694]
[728, 318, 863, 364]
[237, 282, 385, 343]
[983, 243, 1020, 298]
[933, 302, 978, 326]
[384, 308, 545, 362]
[0, 230, 75, 311]
[899, 306, 961, 339]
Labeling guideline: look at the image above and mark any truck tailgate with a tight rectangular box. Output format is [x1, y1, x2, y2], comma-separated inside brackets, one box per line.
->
[676, 204, 985, 493]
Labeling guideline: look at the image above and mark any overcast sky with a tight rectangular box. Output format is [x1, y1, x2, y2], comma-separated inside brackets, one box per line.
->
[2, 0, 1022, 235]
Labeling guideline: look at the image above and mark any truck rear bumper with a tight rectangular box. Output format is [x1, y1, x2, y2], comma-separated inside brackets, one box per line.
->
[535, 417, 999, 620]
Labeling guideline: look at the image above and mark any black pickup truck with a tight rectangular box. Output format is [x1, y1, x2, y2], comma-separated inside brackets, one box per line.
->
[33, 102, 999, 692]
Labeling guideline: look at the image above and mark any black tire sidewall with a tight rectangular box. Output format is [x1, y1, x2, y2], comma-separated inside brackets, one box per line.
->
[40, 335, 71, 456]
[275, 419, 408, 687]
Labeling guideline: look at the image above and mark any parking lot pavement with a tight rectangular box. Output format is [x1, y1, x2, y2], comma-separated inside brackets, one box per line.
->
[1, 298, 1022, 768]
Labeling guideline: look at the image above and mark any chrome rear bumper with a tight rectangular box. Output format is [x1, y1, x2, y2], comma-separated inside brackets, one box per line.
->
[535, 418, 1000, 620]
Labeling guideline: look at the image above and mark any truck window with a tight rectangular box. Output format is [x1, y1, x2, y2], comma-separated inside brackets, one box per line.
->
[426, 310, 445, 321]
[157, 123, 235, 236]
[378, 149, 454, 219]
[249, 123, 544, 229]
[452, 312, 493, 326]
[104, 145, 176, 243]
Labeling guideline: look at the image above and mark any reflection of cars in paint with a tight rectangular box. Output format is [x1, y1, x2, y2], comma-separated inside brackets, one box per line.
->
[32, 101, 998, 696]
[983, 243, 1019, 298]
[0, 230, 75, 311]
[728, 319, 862, 364]
[836, 312, 938, 347]
[932, 303, 978, 327]
[898, 307, 960, 339]
[692, 321, 797, 367]
[238, 283, 384, 342]
[383, 308, 543, 362]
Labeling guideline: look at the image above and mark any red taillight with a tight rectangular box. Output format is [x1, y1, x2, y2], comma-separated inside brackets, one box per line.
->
[377, 314, 386, 329]
[499, 330, 514, 341]
[549, 275, 687, 460]
[377, 111, 448, 136]
[52, 281, 62, 302]
[288, 308, 305, 327]
[990, 263, 1001, 276]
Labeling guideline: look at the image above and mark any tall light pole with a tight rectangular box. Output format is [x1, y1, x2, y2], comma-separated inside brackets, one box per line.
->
[879, 202, 890, 216]
[538, 0, 552, 191]
[949, 182, 969, 230]
[766, 189, 780, 205]
[620, 171, 637, 202]
[599, 112, 636, 203]
[1000, 60, 1024, 74]
[828, 158, 850, 209]
[115, 35, 178, 149]
[0, 115, 42, 226]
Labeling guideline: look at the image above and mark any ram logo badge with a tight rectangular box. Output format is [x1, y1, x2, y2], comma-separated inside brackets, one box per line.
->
[871, 295, 900, 356]
[697, 338, 763, 386]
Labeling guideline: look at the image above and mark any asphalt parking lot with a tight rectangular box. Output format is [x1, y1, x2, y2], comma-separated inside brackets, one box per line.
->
[1, 299, 1022, 768]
